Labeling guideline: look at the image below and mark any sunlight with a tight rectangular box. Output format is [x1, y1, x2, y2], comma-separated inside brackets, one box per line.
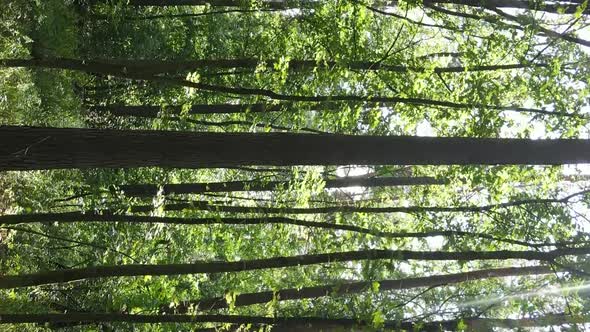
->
[460, 281, 590, 308]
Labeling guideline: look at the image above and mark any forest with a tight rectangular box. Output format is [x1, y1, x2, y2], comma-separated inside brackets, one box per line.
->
[1, 0, 590, 330]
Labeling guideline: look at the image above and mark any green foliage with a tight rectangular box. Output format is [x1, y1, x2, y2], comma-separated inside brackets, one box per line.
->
[2, 0, 590, 331]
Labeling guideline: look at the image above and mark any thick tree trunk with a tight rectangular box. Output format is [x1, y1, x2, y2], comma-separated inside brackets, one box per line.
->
[119, 176, 447, 196]
[3, 126, 590, 170]
[0, 248, 586, 288]
[0, 312, 586, 331]
[166, 265, 552, 312]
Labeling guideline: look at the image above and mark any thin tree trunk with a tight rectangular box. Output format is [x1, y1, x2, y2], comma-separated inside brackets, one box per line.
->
[0, 212, 552, 248]
[100, 58, 551, 76]
[1, 58, 562, 118]
[425, 0, 589, 14]
[124, 0, 309, 9]
[98, 0, 589, 14]
[89, 103, 288, 117]
[119, 176, 447, 196]
[425, 3, 590, 48]
[490, 8, 590, 48]
[127, 189, 590, 214]
[4, 126, 590, 170]
[165, 265, 552, 312]
[89, 8, 281, 21]
[0, 248, 586, 288]
[0, 312, 587, 331]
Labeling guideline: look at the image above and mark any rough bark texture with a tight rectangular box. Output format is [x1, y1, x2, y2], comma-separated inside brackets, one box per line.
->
[4, 126, 590, 170]
[119, 176, 447, 196]
[166, 265, 552, 312]
[0, 248, 586, 288]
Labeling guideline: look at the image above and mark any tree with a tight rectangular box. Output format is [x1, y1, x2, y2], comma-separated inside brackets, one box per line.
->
[0, 248, 586, 288]
[126, 189, 589, 214]
[89, 103, 288, 117]
[2, 0, 590, 329]
[0, 212, 553, 248]
[4, 126, 590, 170]
[166, 265, 552, 312]
[98, 0, 590, 14]
[79, 58, 552, 75]
[118, 176, 447, 196]
[1, 57, 562, 119]
[424, 0, 589, 14]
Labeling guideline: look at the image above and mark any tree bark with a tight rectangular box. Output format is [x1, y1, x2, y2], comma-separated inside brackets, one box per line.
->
[127, 189, 590, 214]
[0, 248, 586, 288]
[4, 126, 590, 170]
[165, 265, 552, 312]
[119, 176, 447, 196]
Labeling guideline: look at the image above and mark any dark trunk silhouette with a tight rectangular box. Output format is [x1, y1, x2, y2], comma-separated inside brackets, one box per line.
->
[89, 103, 287, 117]
[127, 189, 590, 214]
[424, 0, 589, 14]
[0, 212, 552, 248]
[165, 265, 552, 312]
[119, 176, 447, 196]
[1, 58, 561, 118]
[87, 58, 550, 76]
[4, 126, 590, 170]
[0, 248, 586, 288]
[125, 0, 308, 8]
[107, 0, 588, 14]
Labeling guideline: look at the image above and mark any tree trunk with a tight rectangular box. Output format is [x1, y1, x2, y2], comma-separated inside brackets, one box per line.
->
[125, 0, 306, 9]
[425, 0, 589, 14]
[100, 58, 548, 76]
[101, 0, 589, 14]
[0, 212, 550, 248]
[0, 248, 586, 288]
[166, 265, 552, 312]
[119, 176, 447, 196]
[89, 103, 287, 117]
[127, 189, 590, 214]
[4, 126, 590, 170]
[1, 58, 558, 117]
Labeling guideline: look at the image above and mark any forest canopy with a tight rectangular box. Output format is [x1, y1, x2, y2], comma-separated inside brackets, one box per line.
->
[1, 0, 590, 331]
